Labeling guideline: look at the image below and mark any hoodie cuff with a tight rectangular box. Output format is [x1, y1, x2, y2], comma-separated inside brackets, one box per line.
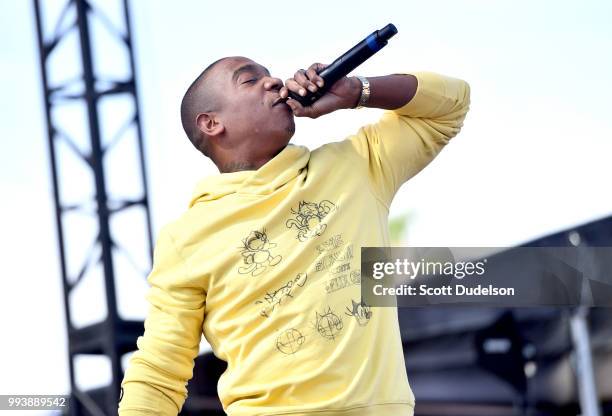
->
[119, 381, 180, 416]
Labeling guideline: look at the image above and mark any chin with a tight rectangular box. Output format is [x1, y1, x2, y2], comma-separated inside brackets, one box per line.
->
[284, 123, 295, 137]
[269, 131, 293, 155]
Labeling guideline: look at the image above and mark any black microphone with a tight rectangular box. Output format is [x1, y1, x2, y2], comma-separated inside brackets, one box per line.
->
[287, 23, 398, 107]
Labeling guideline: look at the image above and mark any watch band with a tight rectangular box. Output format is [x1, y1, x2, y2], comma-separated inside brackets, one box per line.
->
[354, 75, 370, 109]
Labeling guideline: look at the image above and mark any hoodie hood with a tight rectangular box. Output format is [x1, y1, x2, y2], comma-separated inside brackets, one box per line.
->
[188, 144, 310, 208]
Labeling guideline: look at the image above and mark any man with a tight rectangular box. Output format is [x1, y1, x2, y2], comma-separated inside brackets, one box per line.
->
[119, 55, 470, 416]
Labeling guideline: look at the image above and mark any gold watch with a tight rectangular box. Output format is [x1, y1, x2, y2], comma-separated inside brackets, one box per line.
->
[354, 75, 370, 109]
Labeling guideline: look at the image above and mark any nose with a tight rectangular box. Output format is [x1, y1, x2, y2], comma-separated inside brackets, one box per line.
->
[263, 76, 283, 91]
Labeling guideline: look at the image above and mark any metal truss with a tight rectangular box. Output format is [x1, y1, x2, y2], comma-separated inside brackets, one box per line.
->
[33, 0, 152, 414]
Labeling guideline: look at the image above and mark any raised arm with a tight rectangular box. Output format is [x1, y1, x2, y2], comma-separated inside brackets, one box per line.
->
[341, 71, 471, 207]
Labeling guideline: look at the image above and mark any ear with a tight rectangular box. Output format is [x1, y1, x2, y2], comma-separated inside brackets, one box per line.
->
[196, 112, 225, 138]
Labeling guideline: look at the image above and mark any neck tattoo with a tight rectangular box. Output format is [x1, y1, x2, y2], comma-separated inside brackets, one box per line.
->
[221, 161, 258, 173]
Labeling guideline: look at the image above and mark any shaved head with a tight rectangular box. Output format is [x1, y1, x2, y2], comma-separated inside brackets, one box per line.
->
[179, 56, 295, 173]
[180, 57, 229, 158]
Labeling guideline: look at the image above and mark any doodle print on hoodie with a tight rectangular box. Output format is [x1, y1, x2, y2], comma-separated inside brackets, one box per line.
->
[237, 229, 282, 276]
[286, 200, 337, 242]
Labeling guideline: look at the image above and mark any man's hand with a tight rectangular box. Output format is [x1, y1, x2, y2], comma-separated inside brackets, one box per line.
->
[279, 63, 361, 118]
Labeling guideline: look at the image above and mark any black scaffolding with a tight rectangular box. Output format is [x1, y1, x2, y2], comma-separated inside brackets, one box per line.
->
[33, 0, 152, 414]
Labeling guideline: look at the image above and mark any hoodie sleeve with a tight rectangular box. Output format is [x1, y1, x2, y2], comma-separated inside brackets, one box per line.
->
[119, 226, 205, 416]
[342, 71, 471, 208]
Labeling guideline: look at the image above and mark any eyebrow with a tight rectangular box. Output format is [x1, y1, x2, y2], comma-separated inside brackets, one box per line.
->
[231, 63, 271, 83]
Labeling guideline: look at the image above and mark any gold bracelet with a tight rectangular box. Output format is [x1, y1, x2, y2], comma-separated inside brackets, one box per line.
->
[354, 75, 370, 109]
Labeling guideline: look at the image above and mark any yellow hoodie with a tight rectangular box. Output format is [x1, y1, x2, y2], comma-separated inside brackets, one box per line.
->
[119, 71, 470, 416]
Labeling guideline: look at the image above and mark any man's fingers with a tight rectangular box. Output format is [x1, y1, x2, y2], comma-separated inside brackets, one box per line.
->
[294, 69, 319, 94]
[287, 98, 319, 118]
[293, 70, 311, 93]
[285, 78, 308, 97]
[284, 63, 329, 99]
[307, 69, 323, 89]
[307, 63, 326, 88]
[286, 99, 305, 116]
[279, 86, 289, 99]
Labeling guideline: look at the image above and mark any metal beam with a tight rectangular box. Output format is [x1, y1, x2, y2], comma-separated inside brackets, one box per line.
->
[33, 0, 153, 414]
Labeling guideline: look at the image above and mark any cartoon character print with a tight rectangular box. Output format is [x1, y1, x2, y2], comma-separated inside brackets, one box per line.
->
[286, 200, 337, 242]
[238, 229, 282, 276]
[255, 273, 308, 318]
[345, 299, 372, 326]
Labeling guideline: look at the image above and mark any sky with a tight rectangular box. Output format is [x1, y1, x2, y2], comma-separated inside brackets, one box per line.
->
[1, 0, 611, 402]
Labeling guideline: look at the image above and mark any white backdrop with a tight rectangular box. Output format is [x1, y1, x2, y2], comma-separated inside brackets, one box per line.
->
[1, 0, 611, 401]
